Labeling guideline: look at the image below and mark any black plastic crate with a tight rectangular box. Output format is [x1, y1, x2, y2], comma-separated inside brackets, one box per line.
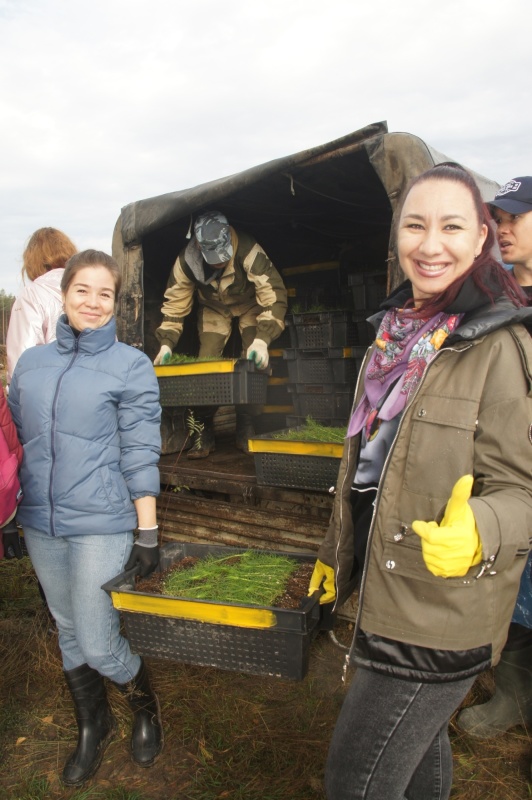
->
[249, 428, 343, 493]
[156, 359, 269, 407]
[102, 542, 320, 680]
[286, 310, 374, 349]
[283, 346, 366, 384]
[287, 385, 353, 423]
[268, 353, 289, 379]
[286, 310, 356, 349]
[348, 271, 388, 311]
[266, 379, 291, 405]
[254, 452, 341, 493]
[354, 314, 375, 346]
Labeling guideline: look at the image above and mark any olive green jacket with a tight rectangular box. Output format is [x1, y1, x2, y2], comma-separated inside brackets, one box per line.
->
[319, 296, 532, 681]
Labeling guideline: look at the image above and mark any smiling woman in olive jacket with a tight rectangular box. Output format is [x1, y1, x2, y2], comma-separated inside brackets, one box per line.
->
[309, 164, 532, 800]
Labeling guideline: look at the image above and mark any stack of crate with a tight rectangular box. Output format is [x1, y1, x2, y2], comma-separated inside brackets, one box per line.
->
[348, 271, 388, 314]
[259, 265, 388, 431]
[283, 310, 373, 427]
[254, 327, 294, 435]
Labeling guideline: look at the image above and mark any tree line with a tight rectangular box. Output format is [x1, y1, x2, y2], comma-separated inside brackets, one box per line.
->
[0, 291, 16, 348]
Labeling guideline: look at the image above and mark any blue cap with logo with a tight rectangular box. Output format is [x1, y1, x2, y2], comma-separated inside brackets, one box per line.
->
[489, 177, 532, 215]
[194, 211, 233, 265]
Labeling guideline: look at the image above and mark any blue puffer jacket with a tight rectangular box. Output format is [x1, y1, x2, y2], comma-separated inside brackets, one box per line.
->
[8, 315, 161, 537]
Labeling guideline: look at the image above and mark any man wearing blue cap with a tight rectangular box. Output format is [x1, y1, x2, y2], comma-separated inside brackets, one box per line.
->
[457, 176, 532, 741]
[154, 210, 287, 457]
[488, 177, 532, 289]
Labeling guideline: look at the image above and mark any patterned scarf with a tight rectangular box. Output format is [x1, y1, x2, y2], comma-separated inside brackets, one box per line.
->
[347, 308, 463, 439]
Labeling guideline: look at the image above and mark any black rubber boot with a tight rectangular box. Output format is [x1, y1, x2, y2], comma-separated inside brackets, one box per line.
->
[116, 659, 163, 767]
[235, 410, 256, 454]
[456, 643, 532, 738]
[160, 408, 189, 455]
[62, 664, 115, 786]
[187, 415, 215, 459]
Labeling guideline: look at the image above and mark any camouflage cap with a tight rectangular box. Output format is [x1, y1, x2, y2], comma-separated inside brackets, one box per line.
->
[194, 210, 233, 265]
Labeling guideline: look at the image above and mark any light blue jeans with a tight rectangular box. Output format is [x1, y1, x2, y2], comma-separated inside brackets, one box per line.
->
[325, 667, 475, 800]
[24, 526, 141, 683]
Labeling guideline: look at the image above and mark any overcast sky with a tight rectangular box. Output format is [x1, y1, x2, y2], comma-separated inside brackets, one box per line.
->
[0, 0, 530, 296]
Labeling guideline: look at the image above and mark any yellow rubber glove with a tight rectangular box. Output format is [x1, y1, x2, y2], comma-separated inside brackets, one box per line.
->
[308, 559, 336, 604]
[412, 475, 483, 578]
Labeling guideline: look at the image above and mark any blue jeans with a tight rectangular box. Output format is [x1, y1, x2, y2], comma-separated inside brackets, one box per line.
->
[24, 526, 141, 683]
[325, 667, 475, 800]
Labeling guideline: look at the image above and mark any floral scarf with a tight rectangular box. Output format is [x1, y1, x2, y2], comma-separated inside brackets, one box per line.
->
[347, 308, 463, 440]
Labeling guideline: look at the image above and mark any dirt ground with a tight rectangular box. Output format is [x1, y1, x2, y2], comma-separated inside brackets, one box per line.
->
[1, 559, 532, 800]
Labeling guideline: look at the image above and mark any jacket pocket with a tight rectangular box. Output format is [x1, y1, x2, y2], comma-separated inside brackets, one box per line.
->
[403, 394, 478, 498]
[375, 530, 510, 654]
[381, 531, 479, 587]
[99, 465, 131, 511]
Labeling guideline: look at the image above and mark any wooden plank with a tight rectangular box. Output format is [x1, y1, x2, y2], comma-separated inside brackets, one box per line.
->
[158, 493, 328, 536]
[157, 487, 329, 553]
[160, 518, 322, 553]
[158, 484, 332, 516]
[159, 452, 335, 505]
[158, 441, 336, 530]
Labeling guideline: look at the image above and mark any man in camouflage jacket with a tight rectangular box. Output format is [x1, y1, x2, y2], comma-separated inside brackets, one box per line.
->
[154, 210, 287, 458]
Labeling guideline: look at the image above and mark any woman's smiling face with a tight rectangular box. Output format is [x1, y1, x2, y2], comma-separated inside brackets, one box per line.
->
[397, 178, 488, 303]
[62, 265, 116, 332]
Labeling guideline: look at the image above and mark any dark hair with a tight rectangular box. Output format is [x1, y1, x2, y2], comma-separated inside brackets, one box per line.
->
[61, 249, 122, 299]
[22, 227, 77, 282]
[396, 163, 527, 315]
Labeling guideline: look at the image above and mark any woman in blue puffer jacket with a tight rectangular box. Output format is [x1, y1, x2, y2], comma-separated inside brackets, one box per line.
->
[8, 249, 163, 787]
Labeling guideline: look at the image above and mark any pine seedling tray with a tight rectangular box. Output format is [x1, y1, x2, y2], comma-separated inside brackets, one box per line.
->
[102, 541, 321, 680]
[155, 359, 269, 407]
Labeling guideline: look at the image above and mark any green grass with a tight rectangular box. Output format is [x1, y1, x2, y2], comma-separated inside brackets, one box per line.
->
[162, 550, 298, 605]
[165, 354, 231, 365]
[0, 557, 41, 619]
[271, 417, 346, 444]
[6, 777, 52, 800]
[5, 777, 149, 800]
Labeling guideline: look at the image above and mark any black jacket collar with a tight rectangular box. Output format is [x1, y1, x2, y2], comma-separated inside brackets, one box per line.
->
[369, 277, 532, 342]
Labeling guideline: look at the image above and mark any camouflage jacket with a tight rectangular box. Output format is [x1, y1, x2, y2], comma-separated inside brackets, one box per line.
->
[155, 228, 287, 350]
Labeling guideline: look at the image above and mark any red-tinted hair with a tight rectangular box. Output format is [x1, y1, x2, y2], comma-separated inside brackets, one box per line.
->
[396, 163, 527, 316]
[22, 227, 77, 282]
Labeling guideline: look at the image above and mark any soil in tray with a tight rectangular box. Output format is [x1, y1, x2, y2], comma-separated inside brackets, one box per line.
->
[135, 556, 314, 610]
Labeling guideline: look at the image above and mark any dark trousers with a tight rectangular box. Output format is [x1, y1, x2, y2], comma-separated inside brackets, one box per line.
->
[325, 667, 475, 800]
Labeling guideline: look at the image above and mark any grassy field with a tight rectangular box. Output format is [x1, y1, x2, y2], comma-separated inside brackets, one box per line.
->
[1, 556, 531, 800]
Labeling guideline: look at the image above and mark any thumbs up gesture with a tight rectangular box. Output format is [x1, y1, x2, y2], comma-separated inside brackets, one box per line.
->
[412, 475, 483, 578]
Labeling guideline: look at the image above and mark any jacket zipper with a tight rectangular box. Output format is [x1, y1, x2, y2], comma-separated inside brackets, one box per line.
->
[333, 345, 373, 612]
[49, 337, 80, 536]
[341, 341, 475, 676]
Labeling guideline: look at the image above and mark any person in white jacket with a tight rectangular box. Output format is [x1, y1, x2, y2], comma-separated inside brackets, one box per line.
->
[6, 227, 77, 383]
[4, 227, 77, 610]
